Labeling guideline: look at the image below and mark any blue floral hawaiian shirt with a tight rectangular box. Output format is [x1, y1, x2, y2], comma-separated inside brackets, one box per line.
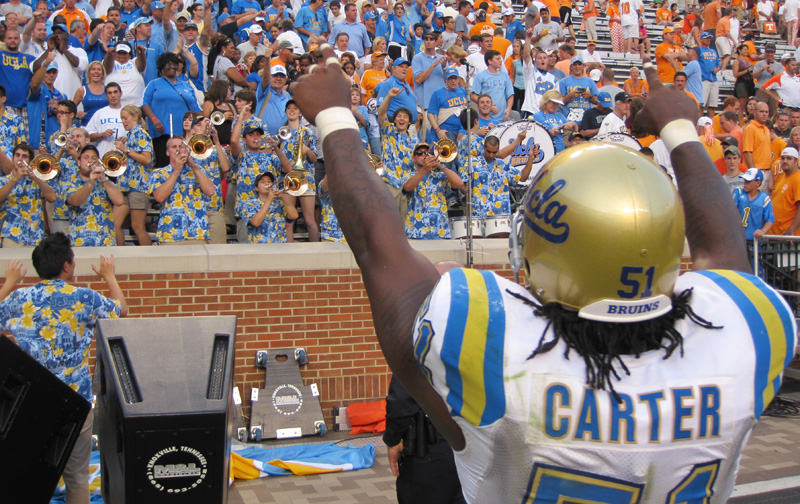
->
[319, 188, 344, 242]
[404, 170, 452, 240]
[462, 156, 522, 218]
[456, 133, 485, 176]
[117, 125, 153, 193]
[0, 175, 48, 245]
[194, 148, 225, 212]
[63, 175, 117, 246]
[279, 125, 317, 192]
[380, 120, 418, 190]
[235, 150, 281, 219]
[0, 110, 28, 158]
[0, 279, 121, 401]
[148, 165, 209, 243]
[240, 196, 289, 243]
[53, 158, 79, 221]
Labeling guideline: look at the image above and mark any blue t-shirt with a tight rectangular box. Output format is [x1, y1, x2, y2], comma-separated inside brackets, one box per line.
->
[505, 20, 525, 42]
[142, 77, 201, 138]
[733, 188, 775, 240]
[376, 75, 418, 122]
[120, 7, 143, 28]
[683, 60, 704, 105]
[295, 6, 328, 46]
[533, 110, 569, 152]
[428, 86, 468, 132]
[256, 83, 292, 136]
[695, 46, 720, 83]
[0, 50, 34, 108]
[472, 69, 514, 123]
[187, 42, 207, 92]
[558, 75, 598, 118]
[388, 14, 408, 45]
[411, 51, 446, 110]
[84, 38, 107, 63]
[134, 39, 166, 85]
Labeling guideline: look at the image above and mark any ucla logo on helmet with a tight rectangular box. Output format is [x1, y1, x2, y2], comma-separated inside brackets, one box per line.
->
[524, 171, 570, 244]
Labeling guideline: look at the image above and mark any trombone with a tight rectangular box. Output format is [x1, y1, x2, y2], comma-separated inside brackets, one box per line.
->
[19, 154, 60, 181]
[277, 170, 308, 197]
[101, 150, 127, 177]
[184, 134, 214, 160]
[430, 139, 457, 163]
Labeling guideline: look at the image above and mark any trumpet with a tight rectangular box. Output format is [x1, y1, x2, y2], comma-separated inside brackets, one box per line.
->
[259, 126, 292, 152]
[101, 150, 127, 177]
[431, 139, 458, 163]
[277, 169, 309, 197]
[19, 154, 60, 181]
[184, 134, 214, 160]
[210, 111, 226, 126]
[291, 127, 307, 172]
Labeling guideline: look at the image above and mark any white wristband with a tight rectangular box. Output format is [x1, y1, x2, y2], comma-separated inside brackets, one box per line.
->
[660, 119, 701, 152]
[316, 107, 359, 144]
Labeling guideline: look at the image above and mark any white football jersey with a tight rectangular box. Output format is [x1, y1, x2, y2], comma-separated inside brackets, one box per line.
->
[620, 0, 642, 26]
[412, 268, 796, 504]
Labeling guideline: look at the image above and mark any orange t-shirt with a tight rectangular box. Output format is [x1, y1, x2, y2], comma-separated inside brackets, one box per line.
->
[656, 7, 672, 22]
[637, 134, 657, 147]
[771, 170, 800, 234]
[469, 21, 498, 38]
[744, 41, 758, 65]
[361, 69, 388, 103]
[715, 158, 748, 175]
[506, 55, 519, 79]
[607, 4, 620, 26]
[742, 121, 772, 169]
[716, 16, 731, 37]
[583, 0, 599, 18]
[704, 1, 721, 30]
[624, 78, 649, 95]
[493, 37, 511, 57]
[655, 42, 683, 83]
[541, 0, 561, 17]
[555, 58, 571, 75]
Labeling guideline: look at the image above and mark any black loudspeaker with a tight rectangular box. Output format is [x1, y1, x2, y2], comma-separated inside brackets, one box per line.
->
[95, 316, 237, 504]
[0, 335, 91, 504]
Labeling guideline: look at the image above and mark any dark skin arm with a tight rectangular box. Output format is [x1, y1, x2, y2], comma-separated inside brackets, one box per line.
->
[634, 52, 749, 272]
[290, 46, 465, 450]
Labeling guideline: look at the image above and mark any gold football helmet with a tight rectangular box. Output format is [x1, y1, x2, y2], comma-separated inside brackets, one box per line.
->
[514, 142, 685, 322]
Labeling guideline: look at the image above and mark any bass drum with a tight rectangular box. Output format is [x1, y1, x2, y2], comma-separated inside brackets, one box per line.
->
[487, 120, 515, 140]
[495, 120, 556, 186]
[590, 132, 643, 150]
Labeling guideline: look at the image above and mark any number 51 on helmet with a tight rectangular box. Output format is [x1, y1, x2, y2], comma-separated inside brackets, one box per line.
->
[510, 142, 685, 323]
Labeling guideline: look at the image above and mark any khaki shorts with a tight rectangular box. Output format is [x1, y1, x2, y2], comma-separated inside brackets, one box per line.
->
[122, 191, 150, 211]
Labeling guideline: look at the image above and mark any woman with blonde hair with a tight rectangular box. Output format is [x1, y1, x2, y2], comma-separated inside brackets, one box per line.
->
[113, 105, 154, 246]
[73, 61, 109, 126]
[363, 36, 388, 70]
[533, 90, 578, 153]
[446, 45, 468, 84]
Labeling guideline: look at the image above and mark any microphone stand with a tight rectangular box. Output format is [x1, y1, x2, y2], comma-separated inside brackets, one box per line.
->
[462, 59, 474, 268]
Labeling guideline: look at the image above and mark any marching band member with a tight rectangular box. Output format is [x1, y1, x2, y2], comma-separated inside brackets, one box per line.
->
[51, 127, 90, 236]
[0, 143, 56, 247]
[63, 144, 124, 246]
[280, 99, 319, 242]
[402, 142, 464, 239]
[113, 104, 154, 246]
[240, 171, 298, 243]
[185, 116, 231, 244]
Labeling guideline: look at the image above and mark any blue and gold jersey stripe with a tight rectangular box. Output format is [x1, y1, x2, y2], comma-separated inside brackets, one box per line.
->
[439, 268, 506, 427]
[698, 270, 795, 419]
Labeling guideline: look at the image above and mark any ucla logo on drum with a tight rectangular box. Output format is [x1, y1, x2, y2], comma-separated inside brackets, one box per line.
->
[523, 170, 570, 244]
[510, 138, 544, 167]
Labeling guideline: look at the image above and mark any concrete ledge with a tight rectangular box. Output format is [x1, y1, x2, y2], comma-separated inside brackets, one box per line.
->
[0, 239, 516, 276]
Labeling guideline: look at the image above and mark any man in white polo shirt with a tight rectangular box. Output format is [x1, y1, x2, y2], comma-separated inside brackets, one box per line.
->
[598, 91, 630, 135]
[760, 54, 800, 110]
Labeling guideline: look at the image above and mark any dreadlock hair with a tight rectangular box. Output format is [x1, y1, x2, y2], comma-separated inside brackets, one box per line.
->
[507, 287, 720, 402]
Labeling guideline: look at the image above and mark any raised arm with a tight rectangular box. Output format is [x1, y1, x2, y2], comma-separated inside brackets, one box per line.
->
[290, 45, 464, 449]
[634, 52, 749, 272]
